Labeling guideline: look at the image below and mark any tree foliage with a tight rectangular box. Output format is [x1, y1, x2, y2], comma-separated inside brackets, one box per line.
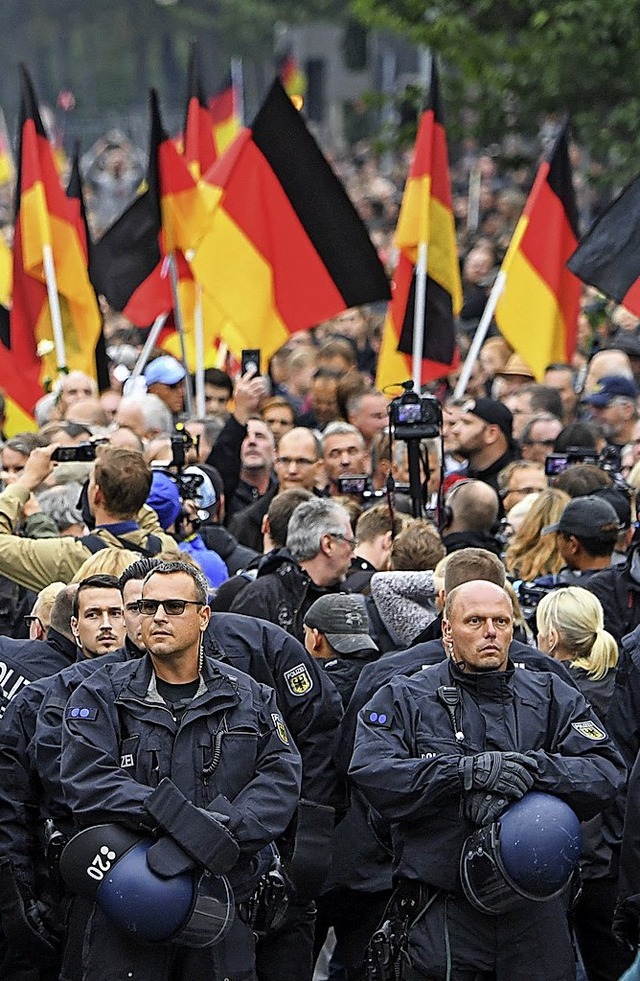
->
[350, 0, 640, 176]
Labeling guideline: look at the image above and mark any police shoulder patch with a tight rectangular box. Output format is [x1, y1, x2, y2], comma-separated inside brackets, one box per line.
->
[283, 663, 313, 697]
[572, 719, 607, 741]
[66, 706, 99, 722]
[364, 709, 392, 729]
[271, 712, 289, 745]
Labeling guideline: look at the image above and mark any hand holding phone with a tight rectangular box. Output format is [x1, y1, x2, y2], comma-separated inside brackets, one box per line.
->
[241, 349, 261, 376]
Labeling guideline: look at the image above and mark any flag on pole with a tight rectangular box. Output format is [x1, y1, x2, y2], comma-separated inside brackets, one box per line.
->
[208, 73, 242, 160]
[183, 44, 218, 180]
[376, 58, 462, 392]
[7, 65, 102, 425]
[494, 122, 581, 379]
[567, 173, 640, 317]
[191, 78, 390, 361]
[66, 145, 110, 391]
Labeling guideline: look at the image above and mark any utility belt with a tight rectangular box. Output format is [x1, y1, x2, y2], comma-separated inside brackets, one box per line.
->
[366, 879, 439, 981]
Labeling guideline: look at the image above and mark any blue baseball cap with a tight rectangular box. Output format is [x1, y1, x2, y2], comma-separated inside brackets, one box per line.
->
[144, 356, 186, 387]
[582, 375, 638, 406]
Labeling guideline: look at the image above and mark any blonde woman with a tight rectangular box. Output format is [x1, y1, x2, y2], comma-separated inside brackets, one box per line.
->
[535, 585, 630, 981]
[504, 488, 570, 581]
[536, 585, 618, 717]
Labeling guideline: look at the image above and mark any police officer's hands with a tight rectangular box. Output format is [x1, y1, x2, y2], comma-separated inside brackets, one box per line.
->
[15, 444, 60, 493]
[459, 752, 538, 799]
[613, 895, 640, 951]
[146, 835, 199, 877]
[463, 790, 510, 827]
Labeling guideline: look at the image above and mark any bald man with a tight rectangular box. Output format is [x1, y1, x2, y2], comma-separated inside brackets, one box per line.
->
[350, 580, 624, 981]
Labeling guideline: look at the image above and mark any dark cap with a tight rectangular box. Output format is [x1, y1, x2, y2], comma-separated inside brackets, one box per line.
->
[591, 486, 632, 529]
[461, 397, 514, 445]
[542, 495, 621, 538]
[581, 375, 638, 407]
[304, 594, 378, 655]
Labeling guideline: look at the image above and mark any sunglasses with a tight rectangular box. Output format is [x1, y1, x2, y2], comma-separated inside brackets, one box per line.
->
[138, 599, 204, 616]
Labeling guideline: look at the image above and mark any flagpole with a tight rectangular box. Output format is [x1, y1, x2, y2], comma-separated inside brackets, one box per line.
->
[412, 241, 428, 390]
[41, 244, 68, 373]
[168, 252, 195, 419]
[194, 285, 206, 418]
[128, 312, 169, 385]
[453, 270, 506, 399]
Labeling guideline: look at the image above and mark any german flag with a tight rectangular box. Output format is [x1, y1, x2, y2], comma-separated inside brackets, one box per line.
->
[184, 44, 218, 180]
[6, 65, 101, 429]
[90, 188, 172, 328]
[66, 145, 110, 391]
[376, 58, 462, 392]
[208, 74, 241, 161]
[191, 78, 390, 361]
[495, 122, 581, 379]
[567, 174, 640, 317]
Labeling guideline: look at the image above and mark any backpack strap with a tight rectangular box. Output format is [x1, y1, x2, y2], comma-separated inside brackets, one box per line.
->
[80, 533, 164, 558]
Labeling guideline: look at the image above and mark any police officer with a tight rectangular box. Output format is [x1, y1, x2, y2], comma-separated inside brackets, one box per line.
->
[0, 575, 126, 981]
[350, 581, 625, 981]
[60, 560, 302, 981]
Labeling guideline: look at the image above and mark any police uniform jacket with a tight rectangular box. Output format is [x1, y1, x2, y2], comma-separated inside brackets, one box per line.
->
[349, 659, 625, 895]
[0, 484, 178, 591]
[204, 612, 343, 807]
[61, 653, 302, 892]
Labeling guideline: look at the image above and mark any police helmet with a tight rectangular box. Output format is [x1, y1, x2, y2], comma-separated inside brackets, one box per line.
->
[460, 791, 581, 915]
[60, 824, 234, 946]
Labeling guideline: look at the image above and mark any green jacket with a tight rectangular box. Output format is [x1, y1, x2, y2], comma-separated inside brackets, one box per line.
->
[0, 484, 179, 591]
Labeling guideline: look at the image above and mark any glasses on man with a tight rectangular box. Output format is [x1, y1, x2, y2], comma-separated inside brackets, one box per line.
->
[327, 532, 359, 549]
[138, 599, 204, 616]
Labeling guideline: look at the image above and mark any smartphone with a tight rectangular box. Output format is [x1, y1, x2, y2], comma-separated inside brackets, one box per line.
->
[51, 442, 98, 463]
[241, 349, 261, 376]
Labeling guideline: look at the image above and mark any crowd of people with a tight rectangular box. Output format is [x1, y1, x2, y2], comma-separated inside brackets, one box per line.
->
[0, 132, 639, 981]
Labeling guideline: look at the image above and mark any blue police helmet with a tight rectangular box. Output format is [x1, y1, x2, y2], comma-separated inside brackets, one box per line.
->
[60, 824, 234, 947]
[460, 791, 582, 915]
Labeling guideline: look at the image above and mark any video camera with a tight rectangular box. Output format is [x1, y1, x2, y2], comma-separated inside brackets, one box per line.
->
[388, 386, 442, 442]
[545, 444, 623, 480]
[335, 475, 386, 501]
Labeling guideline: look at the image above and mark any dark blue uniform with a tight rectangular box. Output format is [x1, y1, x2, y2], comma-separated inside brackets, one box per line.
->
[350, 659, 625, 980]
[61, 653, 302, 981]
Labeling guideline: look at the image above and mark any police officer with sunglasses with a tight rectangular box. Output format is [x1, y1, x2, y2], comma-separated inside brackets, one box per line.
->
[60, 560, 302, 981]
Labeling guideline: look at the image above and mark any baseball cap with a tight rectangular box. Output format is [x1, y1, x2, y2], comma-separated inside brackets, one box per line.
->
[606, 333, 640, 360]
[183, 466, 217, 512]
[144, 356, 186, 387]
[542, 495, 621, 537]
[461, 397, 514, 445]
[304, 594, 378, 655]
[582, 375, 638, 406]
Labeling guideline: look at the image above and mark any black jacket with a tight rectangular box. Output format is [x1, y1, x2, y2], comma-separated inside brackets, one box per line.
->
[0, 629, 77, 718]
[229, 548, 348, 645]
[585, 550, 640, 645]
[199, 522, 259, 575]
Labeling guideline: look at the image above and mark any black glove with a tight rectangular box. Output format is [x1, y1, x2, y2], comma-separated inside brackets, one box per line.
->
[145, 778, 240, 874]
[463, 790, 510, 827]
[146, 836, 200, 878]
[458, 752, 537, 799]
[613, 895, 640, 952]
[0, 860, 59, 962]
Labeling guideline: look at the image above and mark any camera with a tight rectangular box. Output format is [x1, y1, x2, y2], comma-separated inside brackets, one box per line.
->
[169, 424, 199, 470]
[51, 442, 98, 463]
[389, 387, 442, 441]
[544, 445, 619, 478]
[336, 475, 368, 495]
